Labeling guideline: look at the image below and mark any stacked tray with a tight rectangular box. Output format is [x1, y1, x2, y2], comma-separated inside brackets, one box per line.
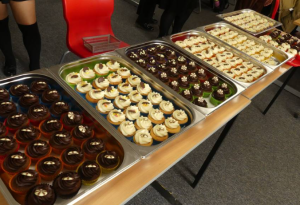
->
[163, 31, 273, 88]
[200, 22, 292, 70]
[48, 53, 205, 157]
[116, 40, 244, 116]
[0, 70, 140, 205]
[217, 9, 282, 35]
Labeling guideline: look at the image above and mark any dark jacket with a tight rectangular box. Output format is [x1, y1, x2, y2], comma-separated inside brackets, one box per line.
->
[158, 0, 198, 13]
[235, 0, 267, 12]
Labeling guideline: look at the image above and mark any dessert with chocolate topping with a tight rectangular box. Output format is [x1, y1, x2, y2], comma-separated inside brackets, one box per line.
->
[137, 48, 148, 59]
[178, 65, 189, 75]
[211, 89, 226, 106]
[136, 59, 147, 68]
[187, 61, 197, 72]
[19, 94, 39, 110]
[0, 88, 10, 102]
[36, 156, 62, 181]
[178, 76, 189, 89]
[167, 59, 177, 67]
[41, 89, 61, 105]
[25, 140, 51, 162]
[40, 118, 63, 138]
[96, 150, 120, 172]
[201, 81, 212, 97]
[82, 138, 105, 160]
[25, 184, 56, 205]
[181, 89, 192, 101]
[188, 73, 199, 84]
[77, 160, 101, 185]
[0, 101, 17, 118]
[0, 136, 18, 158]
[52, 171, 82, 199]
[28, 104, 50, 126]
[15, 125, 41, 147]
[170, 80, 179, 92]
[9, 84, 30, 99]
[270, 30, 281, 38]
[128, 52, 139, 61]
[177, 56, 187, 65]
[157, 63, 168, 72]
[30, 81, 50, 95]
[5, 112, 29, 133]
[61, 146, 84, 170]
[147, 66, 158, 77]
[197, 68, 207, 81]
[156, 45, 167, 53]
[2, 152, 31, 175]
[165, 49, 177, 59]
[71, 125, 94, 146]
[219, 83, 231, 96]
[168, 67, 179, 80]
[158, 72, 169, 85]
[49, 130, 72, 154]
[209, 76, 220, 88]
[148, 57, 157, 66]
[147, 46, 157, 55]
[155, 53, 166, 63]
[49, 101, 69, 118]
[191, 84, 203, 97]
[61, 111, 83, 131]
[194, 97, 208, 107]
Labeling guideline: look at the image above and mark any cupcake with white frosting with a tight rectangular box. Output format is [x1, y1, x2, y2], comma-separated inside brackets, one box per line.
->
[76, 81, 92, 94]
[164, 117, 180, 134]
[113, 96, 131, 109]
[133, 129, 153, 146]
[107, 73, 122, 86]
[107, 109, 125, 125]
[150, 124, 168, 142]
[137, 99, 153, 115]
[118, 121, 136, 137]
[96, 99, 114, 114]
[93, 77, 109, 89]
[117, 67, 131, 79]
[148, 108, 165, 124]
[147, 92, 162, 105]
[159, 100, 174, 115]
[128, 90, 143, 103]
[126, 75, 141, 87]
[86, 89, 105, 103]
[65, 72, 82, 87]
[106, 60, 120, 72]
[124, 105, 140, 121]
[117, 83, 133, 94]
[172, 109, 188, 124]
[137, 82, 152, 96]
[94, 63, 110, 77]
[135, 116, 152, 130]
[79, 67, 96, 82]
[104, 86, 119, 99]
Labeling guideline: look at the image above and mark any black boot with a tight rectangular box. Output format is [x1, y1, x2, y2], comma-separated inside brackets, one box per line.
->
[3, 63, 16, 77]
[135, 20, 154, 31]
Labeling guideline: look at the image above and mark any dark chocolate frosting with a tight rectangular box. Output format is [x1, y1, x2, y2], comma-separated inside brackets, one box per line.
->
[212, 89, 225, 101]
[13, 169, 39, 188]
[170, 81, 179, 92]
[16, 125, 40, 142]
[72, 125, 94, 140]
[30, 81, 50, 94]
[147, 66, 158, 76]
[19, 94, 39, 108]
[49, 130, 72, 148]
[62, 146, 84, 165]
[77, 160, 101, 181]
[177, 56, 187, 65]
[209, 76, 219, 86]
[38, 156, 62, 175]
[148, 57, 157, 65]
[97, 151, 119, 169]
[26, 140, 50, 158]
[41, 89, 60, 104]
[6, 113, 28, 129]
[191, 84, 203, 97]
[128, 52, 138, 61]
[136, 59, 147, 68]
[194, 97, 208, 107]
[219, 83, 230, 95]
[158, 63, 168, 72]
[50, 101, 69, 116]
[201, 81, 212, 92]
[181, 89, 192, 101]
[147, 46, 157, 55]
[155, 53, 165, 62]
[53, 171, 81, 197]
[0, 88, 10, 102]
[197, 68, 207, 79]
[158, 72, 169, 83]
[178, 76, 189, 88]
[167, 59, 177, 67]
[156, 45, 166, 53]
[83, 138, 105, 155]
[0, 122, 7, 136]
[0, 101, 17, 117]
[63, 111, 83, 126]
[179, 65, 189, 75]
[10, 84, 30, 97]
[3, 152, 28, 172]
[28, 104, 49, 120]
[187, 61, 197, 71]
[137, 48, 147, 58]
[0, 136, 16, 155]
[25, 184, 56, 205]
[188, 73, 199, 83]
[41, 119, 62, 133]
[165, 49, 176, 59]
[168, 67, 179, 78]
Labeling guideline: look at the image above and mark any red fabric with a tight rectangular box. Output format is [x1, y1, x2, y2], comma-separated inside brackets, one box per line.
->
[62, 0, 129, 58]
[271, 0, 280, 19]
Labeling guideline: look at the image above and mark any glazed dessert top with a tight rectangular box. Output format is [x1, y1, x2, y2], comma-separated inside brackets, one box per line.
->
[30, 81, 50, 94]
[83, 138, 105, 155]
[0, 101, 17, 116]
[12, 169, 39, 188]
[97, 150, 119, 169]
[50, 101, 69, 116]
[41, 119, 62, 133]
[49, 130, 72, 148]
[3, 152, 28, 172]
[26, 140, 50, 158]
[37, 156, 62, 175]
[25, 184, 56, 205]
[63, 111, 83, 126]
[134, 129, 152, 144]
[119, 121, 136, 136]
[10, 84, 29, 97]
[66, 72, 82, 84]
[78, 160, 101, 181]
[72, 125, 94, 140]
[62, 146, 84, 165]
[53, 171, 82, 195]
[28, 104, 49, 120]
[0, 136, 16, 155]
[42, 89, 60, 103]
[16, 125, 40, 142]
[0, 88, 10, 102]
[80, 67, 95, 79]
[6, 113, 28, 128]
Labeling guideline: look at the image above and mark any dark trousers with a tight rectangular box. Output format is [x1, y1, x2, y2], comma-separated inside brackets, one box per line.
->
[136, 0, 158, 23]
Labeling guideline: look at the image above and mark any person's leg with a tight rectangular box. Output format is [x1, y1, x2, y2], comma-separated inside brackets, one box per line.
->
[10, 0, 41, 71]
[0, 3, 17, 76]
[172, 8, 193, 34]
[136, 0, 155, 31]
[159, 9, 176, 37]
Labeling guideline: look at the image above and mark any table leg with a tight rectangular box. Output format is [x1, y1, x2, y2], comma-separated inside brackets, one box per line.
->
[151, 180, 182, 205]
[263, 67, 297, 115]
[191, 115, 239, 189]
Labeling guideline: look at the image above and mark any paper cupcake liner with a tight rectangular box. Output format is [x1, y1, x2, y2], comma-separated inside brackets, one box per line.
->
[36, 157, 63, 181]
[52, 173, 82, 199]
[76, 162, 101, 186]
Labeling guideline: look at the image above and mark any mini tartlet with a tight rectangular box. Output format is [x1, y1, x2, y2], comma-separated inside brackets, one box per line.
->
[65, 72, 82, 87]
[172, 109, 188, 124]
[107, 109, 126, 125]
[148, 109, 165, 124]
[96, 99, 114, 114]
[117, 67, 131, 79]
[126, 75, 141, 87]
[118, 83, 133, 94]
[106, 60, 120, 72]
[76, 160, 101, 185]
[96, 150, 120, 172]
[137, 99, 153, 115]
[150, 124, 168, 142]
[86, 89, 105, 103]
[82, 138, 105, 160]
[133, 129, 153, 146]
[118, 121, 136, 137]
[61, 146, 84, 170]
[49, 130, 72, 154]
[135, 116, 152, 130]
[164, 117, 180, 134]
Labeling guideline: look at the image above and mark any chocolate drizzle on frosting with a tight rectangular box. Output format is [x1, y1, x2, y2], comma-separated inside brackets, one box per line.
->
[26, 140, 50, 158]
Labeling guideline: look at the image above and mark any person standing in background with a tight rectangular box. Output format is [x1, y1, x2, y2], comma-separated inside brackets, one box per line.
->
[234, 0, 268, 12]
[158, 0, 198, 37]
[0, 0, 41, 76]
[136, 0, 158, 31]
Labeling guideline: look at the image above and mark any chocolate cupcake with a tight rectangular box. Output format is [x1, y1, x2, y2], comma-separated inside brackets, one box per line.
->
[170, 81, 179, 92]
[147, 66, 158, 77]
[158, 72, 169, 85]
[36, 156, 62, 181]
[77, 160, 101, 185]
[191, 84, 203, 97]
[202, 81, 212, 97]
[187, 61, 197, 72]
[28, 104, 50, 126]
[165, 49, 177, 59]
[148, 57, 157, 66]
[178, 76, 189, 89]
[128, 52, 139, 61]
[181, 89, 192, 101]
[61, 111, 83, 131]
[30, 81, 50, 95]
[2, 152, 30, 174]
[40, 118, 63, 138]
[49, 130, 72, 154]
[9, 84, 30, 99]
[158, 63, 168, 72]
[219, 83, 230, 95]
[147, 46, 157, 55]
[96, 150, 120, 172]
[82, 138, 105, 160]
[25, 140, 51, 161]
[0, 88, 10, 102]
[276, 37, 286, 44]
[168, 67, 179, 80]
[167, 59, 177, 67]
[177, 56, 187, 65]
[210, 89, 225, 106]
[0, 101, 17, 118]
[49, 101, 69, 118]
[41, 89, 61, 105]
[5, 113, 29, 132]
[209, 76, 220, 88]
[283, 34, 292, 40]
[136, 59, 147, 68]
[61, 146, 84, 170]
[52, 171, 82, 198]
[197, 68, 207, 81]
[194, 97, 208, 107]
[155, 53, 166, 63]
[72, 125, 94, 146]
[10, 169, 40, 196]
[179, 65, 189, 75]
[137, 49, 148, 59]
[0, 122, 8, 137]
[156, 45, 167, 53]
[0, 136, 18, 158]
[25, 184, 56, 205]
[270, 30, 281, 38]
[19, 94, 39, 110]
[188, 73, 199, 84]
[15, 125, 41, 146]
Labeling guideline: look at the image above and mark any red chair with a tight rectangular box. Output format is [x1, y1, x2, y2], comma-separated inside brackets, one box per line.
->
[60, 0, 129, 64]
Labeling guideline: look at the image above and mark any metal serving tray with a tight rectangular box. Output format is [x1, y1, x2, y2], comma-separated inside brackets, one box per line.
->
[217, 9, 282, 36]
[199, 22, 293, 70]
[47, 54, 205, 158]
[0, 69, 141, 205]
[163, 30, 274, 89]
[116, 40, 244, 116]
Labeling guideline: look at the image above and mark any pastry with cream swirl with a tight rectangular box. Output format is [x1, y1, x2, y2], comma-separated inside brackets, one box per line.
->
[133, 129, 153, 146]
[135, 116, 152, 130]
[113, 96, 131, 109]
[164, 117, 180, 133]
[85, 89, 104, 103]
[147, 92, 162, 105]
[148, 108, 165, 124]
[126, 75, 141, 87]
[96, 99, 114, 114]
[107, 109, 126, 125]
[118, 121, 136, 137]
[172, 109, 188, 124]
[150, 124, 168, 142]
[124, 105, 140, 121]
[128, 90, 143, 103]
[159, 100, 174, 115]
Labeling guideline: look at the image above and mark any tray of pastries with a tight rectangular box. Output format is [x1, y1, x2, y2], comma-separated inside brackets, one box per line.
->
[0, 70, 141, 205]
[48, 53, 205, 157]
[201, 22, 292, 70]
[116, 40, 244, 116]
[217, 9, 282, 35]
[163, 30, 273, 89]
